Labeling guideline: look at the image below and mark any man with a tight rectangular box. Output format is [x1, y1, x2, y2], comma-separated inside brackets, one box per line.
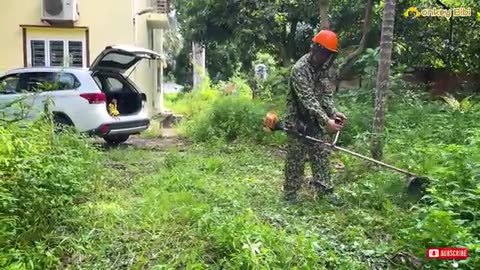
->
[283, 29, 347, 204]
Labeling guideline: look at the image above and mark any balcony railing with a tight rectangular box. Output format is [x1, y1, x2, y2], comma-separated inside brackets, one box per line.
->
[151, 0, 169, 14]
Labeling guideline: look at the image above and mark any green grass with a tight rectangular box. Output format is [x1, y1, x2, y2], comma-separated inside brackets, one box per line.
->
[43, 82, 477, 269]
[5, 74, 479, 269]
[43, 83, 479, 269]
[52, 140, 422, 269]
[48, 83, 479, 269]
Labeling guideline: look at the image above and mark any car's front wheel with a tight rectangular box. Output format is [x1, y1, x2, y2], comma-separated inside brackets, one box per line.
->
[103, 134, 130, 145]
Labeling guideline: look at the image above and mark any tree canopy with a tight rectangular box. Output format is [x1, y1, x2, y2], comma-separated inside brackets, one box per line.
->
[169, 0, 480, 87]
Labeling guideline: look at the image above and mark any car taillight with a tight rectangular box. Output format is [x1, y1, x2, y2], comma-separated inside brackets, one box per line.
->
[99, 124, 110, 135]
[80, 93, 106, 104]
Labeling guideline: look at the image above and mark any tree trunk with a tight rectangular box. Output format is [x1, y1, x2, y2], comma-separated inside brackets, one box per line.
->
[287, 19, 298, 62]
[279, 46, 290, 67]
[335, 0, 374, 85]
[192, 41, 206, 91]
[319, 0, 330, 29]
[370, 0, 396, 160]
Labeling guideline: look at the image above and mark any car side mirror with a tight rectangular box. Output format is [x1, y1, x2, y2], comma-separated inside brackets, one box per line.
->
[141, 93, 147, 101]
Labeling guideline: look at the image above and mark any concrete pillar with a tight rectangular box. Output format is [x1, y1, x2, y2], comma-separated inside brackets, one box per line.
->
[158, 29, 164, 112]
[192, 41, 205, 90]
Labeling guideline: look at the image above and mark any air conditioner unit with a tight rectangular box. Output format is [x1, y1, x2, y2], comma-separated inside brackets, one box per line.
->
[151, 0, 168, 13]
[41, 0, 79, 22]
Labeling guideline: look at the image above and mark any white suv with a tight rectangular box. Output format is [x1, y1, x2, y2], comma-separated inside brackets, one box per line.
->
[0, 45, 162, 145]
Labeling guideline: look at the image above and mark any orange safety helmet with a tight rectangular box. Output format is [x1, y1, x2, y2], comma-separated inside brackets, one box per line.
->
[312, 30, 338, 53]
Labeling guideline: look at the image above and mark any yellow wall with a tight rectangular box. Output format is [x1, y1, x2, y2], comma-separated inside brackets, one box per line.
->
[0, 0, 168, 115]
[0, 0, 135, 72]
[26, 28, 86, 40]
[80, 0, 135, 65]
[134, 0, 154, 111]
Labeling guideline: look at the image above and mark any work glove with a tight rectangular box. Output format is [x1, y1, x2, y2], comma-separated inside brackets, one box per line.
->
[334, 112, 347, 122]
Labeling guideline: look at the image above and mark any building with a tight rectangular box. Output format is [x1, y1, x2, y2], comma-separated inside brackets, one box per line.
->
[0, 0, 170, 115]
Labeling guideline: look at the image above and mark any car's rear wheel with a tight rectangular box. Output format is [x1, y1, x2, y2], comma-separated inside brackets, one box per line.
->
[103, 134, 130, 145]
[53, 114, 74, 133]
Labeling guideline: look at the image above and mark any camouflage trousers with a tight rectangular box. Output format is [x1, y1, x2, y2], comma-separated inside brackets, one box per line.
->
[283, 130, 333, 199]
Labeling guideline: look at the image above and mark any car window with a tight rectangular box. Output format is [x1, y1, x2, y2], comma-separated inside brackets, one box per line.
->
[92, 76, 103, 89]
[0, 74, 20, 94]
[106, 77, 124, 92]
[17, 72, 80, 92]
[57, 73, 80, 89]
[91, 74, 129, 93]
[103, 53, 136, 64]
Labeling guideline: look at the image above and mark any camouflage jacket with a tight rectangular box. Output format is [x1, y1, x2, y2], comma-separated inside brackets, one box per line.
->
[284, 53, 337, 133]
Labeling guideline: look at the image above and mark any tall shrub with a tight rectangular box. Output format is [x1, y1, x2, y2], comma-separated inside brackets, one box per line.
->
[0, 116, 103, 268]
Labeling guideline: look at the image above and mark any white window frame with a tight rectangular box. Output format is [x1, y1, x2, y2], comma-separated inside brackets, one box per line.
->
[27, 38, 87, 68]
[48, 39, 66, 67]
[65, 40, 86, 68]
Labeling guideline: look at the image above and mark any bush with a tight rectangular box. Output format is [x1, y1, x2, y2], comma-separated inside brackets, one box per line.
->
[332, 86, 480, 269]
[0, 117, 103, 268]
[179, 96, 285, 145]
[387, 130, 480, 269]
[257, 65, 292, 100]
[170, 74, 287, 145]
[216, 74, 255, 98]
[167, 87, 222, 117]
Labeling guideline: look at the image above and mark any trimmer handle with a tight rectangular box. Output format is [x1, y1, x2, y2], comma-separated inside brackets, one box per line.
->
[332, 116, 344, 145]
[332, 131, 340, 145]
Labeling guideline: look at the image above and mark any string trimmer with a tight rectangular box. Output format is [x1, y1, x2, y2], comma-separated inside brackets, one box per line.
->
[263, 112, 431, 197]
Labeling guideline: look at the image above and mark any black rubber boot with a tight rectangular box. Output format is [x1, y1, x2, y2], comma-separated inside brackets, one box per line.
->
[309, 180, 334, 194]
[309, 181, 344, 206]
[283, 192, 300, 204]
[324, 192, 345, 206]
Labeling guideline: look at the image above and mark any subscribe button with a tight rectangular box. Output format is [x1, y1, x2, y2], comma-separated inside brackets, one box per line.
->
[427, 248, 468, 260]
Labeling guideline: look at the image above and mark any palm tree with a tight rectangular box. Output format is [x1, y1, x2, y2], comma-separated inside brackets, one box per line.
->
[371, 0, 396, 160]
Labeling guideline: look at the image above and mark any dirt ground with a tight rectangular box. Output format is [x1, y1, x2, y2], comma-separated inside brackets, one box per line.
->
[92, 128, 187, 151]
[125, 136, 186, 150]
